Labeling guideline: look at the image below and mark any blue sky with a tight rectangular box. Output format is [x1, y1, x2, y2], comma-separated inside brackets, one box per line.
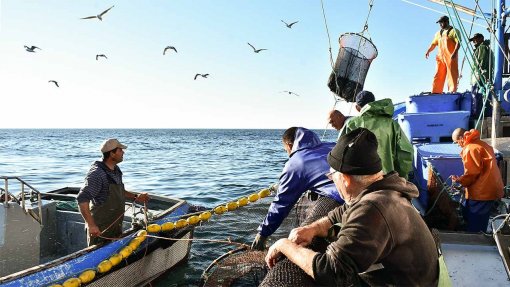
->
[0, 0, 494, 128]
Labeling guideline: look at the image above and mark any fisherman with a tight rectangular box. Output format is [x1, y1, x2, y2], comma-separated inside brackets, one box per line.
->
[328, 90, 373, 135]
[340, 90, 413, 179]
[251, 127, 344, 250]
[425, 15, 461, 93]
[77, 139, 150, 246]
[263, 128, 439, 286]
[469, 33, 494, 94]
[452, 128, 504, 232]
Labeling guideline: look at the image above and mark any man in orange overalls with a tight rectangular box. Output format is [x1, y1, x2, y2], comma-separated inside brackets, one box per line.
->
[425, 16, 461, 93]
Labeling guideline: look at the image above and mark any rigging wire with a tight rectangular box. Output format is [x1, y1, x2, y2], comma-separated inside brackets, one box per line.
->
[320, 0, 375, 140]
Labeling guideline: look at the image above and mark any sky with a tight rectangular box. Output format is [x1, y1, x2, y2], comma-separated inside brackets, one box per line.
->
[0, 0, 496, 128]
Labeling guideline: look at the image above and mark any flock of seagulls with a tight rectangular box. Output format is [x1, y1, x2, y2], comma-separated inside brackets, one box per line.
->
[23, 5, 301, 94]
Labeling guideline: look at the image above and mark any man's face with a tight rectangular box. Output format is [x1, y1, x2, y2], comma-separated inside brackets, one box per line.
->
[282, 141, 292, 156]
[439, 21, 448, 29]
[329, 111, 346, 130]
[453, 136, 464, 147]
[111, 148, 125, 163]
[472, 37, 483, 47]
[328, 168, 348, 201]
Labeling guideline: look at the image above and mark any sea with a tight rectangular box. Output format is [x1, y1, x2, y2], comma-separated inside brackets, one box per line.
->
[0, 129, 339, 286]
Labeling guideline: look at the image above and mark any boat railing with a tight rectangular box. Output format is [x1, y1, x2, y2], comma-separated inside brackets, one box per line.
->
[0, 176, 43, 225]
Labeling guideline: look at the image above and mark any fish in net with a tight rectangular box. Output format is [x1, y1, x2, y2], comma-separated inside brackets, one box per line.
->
[327, 33, 378, 102]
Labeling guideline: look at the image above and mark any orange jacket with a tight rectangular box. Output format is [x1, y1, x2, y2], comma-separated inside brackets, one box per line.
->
[458, 129, 504, 200]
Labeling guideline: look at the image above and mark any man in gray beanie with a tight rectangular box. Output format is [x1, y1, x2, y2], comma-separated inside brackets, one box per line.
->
[263, 128, 439, 286]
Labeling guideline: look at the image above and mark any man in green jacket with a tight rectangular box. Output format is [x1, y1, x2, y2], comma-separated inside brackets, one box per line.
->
[340, 91, 413, 179]
[469, 33, 494, 94]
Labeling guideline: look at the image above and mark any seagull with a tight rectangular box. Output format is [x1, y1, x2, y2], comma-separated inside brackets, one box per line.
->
[163, 46, 177, 55]
[194, 73, 209, 80]
[247, 43, 267, 53]
[48, 80, 59, 88]
[96, 54, 108, 60]
[24, 45, 41, 52]
[81, 5, 114, 21]
[281, 20, 299, 28]
[282, 90, 301, 97]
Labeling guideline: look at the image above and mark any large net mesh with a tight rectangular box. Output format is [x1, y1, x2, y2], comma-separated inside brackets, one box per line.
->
[328, 33, 378, 102]
[196, 195, 341, 287]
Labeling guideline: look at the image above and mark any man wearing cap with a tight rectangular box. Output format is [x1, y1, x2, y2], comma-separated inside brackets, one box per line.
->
[425, 15, 461, 93]
[264, 128, 439, 286]
[340, 90, 413, 179]
[251, 127, 345, 250]
[77, 139, 149, 246]
[452, 128, 503, 232]
[469, 33, 494, 94]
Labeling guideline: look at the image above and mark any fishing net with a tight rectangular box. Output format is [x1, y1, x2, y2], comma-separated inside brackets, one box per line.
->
[328, 33, 378, 102]
[199, 248, 268, 287]
[423, 165, 464, 231]
[196, 194, 342, 287]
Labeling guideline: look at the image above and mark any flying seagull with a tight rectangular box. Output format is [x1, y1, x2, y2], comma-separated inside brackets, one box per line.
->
[281, 20, 299, 28]
[163, 46, 177, 55]
[81, 5, 114, 21]
[247, 43, 267, 53]
[24, 45, 41, 52]
[194, 73, 209, 80]
[48, 80, 59, 88]
[282, 90, 301, 97]
[96, 54, 108, 60]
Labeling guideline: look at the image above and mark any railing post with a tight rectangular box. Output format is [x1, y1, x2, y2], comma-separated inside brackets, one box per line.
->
[4, 179, 8, 208]
[21, 183, 25, 211]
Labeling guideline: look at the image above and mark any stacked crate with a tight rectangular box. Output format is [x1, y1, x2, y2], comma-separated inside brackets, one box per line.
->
[397, 92, 471, 143]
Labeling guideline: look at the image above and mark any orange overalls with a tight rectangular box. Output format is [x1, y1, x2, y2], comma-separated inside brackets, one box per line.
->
[432, 27, 459, 93]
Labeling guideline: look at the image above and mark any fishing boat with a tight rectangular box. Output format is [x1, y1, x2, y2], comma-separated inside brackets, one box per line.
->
[325, 0, 510, 285]
[0, 176, 196, 287]
[394, 1, 510, 285]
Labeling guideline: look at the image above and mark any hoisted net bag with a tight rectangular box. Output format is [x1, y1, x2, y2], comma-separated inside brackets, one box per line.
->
[328, 33, 378, 102]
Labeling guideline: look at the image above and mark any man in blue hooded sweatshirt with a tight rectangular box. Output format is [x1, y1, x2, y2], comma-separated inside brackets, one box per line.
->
[251, 127, 344, 250]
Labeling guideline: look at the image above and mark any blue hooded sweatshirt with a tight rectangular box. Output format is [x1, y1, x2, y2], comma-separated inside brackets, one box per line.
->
[257, 128, 344, 237]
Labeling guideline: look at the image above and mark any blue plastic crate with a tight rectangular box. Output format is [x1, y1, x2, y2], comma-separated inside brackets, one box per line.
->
[459, 92, 472, 114]
[413, 143, 464, 209]
[398, 111, 470, 143]
[406, 93, 462, 113]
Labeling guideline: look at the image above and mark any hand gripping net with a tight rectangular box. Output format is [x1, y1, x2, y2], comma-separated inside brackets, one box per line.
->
[328, 33, 378, 102]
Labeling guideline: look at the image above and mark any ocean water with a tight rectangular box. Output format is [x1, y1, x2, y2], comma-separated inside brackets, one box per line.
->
[0, 129, 339, 286]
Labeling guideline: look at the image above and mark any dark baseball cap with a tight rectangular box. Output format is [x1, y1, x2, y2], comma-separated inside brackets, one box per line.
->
[469, 33, 484, 41]
[436, 15, 449, 23]
[355, 90, 375, 108]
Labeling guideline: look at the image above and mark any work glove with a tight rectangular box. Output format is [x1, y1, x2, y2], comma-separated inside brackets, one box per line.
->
[251, 234, 267, 250]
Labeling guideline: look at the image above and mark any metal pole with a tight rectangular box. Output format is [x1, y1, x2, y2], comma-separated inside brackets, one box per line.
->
[493, 0, 506, 145]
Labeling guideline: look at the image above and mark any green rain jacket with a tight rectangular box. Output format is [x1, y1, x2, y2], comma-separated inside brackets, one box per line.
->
[471, 40, 494, 86]
[340, 98, 413, 178]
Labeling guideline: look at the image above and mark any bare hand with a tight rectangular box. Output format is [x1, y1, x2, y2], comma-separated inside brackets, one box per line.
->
[425, 52, 430, 59]
[136, 192, 150, 203]
[451, 175, 459, 182]
[88, 224, 101, 237]
[265, 239, 285, 268]
[288, 226, 315, 247]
